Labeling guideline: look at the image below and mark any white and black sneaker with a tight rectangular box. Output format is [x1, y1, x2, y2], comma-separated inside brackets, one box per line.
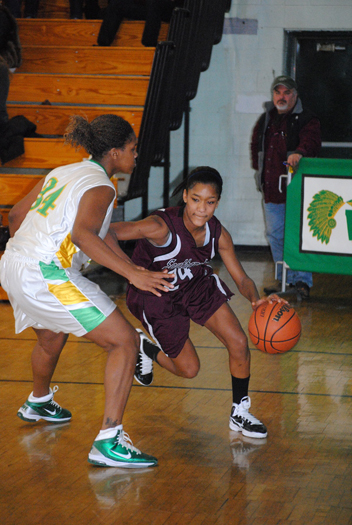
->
[229, 396, 267, 439]
[134, 329, 155, 386]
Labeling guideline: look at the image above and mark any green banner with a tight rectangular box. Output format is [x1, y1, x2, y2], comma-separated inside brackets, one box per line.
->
[284, 158, 352, 275]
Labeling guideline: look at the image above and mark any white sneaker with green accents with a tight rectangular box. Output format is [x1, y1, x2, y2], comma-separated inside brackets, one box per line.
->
[17, 385, 72, 423]
[88, 427, 157, 468]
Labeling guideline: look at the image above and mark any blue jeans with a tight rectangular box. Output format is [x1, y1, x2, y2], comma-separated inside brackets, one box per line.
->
[264, 202, 313, 287]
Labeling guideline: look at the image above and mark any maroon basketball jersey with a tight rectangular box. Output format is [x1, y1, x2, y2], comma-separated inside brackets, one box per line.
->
[130, 206, 222, 294]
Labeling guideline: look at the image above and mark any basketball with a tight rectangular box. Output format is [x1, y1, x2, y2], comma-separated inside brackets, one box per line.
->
[248, 301, 301, 354]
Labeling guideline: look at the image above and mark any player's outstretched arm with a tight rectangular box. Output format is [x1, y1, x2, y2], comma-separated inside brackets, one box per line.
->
[111, 215, 170, 246]
[218, 226, 287, 308]
[104, 227, 133, 263]
[71, 186, 173, 296]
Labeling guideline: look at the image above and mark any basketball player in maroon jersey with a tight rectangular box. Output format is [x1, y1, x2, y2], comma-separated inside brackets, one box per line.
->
[112, 167, 284, 438]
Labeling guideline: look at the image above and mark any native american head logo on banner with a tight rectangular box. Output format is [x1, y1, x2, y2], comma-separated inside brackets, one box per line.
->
[307, 190, 352, 244]
[300, 174, 352, 256]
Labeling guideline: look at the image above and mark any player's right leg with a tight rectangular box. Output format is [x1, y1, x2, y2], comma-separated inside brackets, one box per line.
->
[17, 329, 72, 423]
[84, 308, 157, 468]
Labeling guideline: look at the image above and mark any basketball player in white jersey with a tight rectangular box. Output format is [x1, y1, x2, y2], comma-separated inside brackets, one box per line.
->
[0, 114, 174, 468]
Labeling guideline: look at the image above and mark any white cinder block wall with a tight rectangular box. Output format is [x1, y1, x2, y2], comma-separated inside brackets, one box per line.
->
[125, 0, 352, 246]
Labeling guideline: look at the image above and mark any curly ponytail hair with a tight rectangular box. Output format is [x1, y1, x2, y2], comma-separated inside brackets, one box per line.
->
[64, 114, 135, 160]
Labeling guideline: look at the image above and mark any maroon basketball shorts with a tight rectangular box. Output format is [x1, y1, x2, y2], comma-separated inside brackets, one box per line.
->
[126, 273, 233, 358]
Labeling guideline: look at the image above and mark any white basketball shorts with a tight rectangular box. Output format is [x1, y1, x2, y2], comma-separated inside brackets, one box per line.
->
[0, 252, 116, 336]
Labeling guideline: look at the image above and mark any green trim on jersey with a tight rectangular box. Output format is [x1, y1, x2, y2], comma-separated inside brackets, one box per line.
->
[89, 158, 109, 177]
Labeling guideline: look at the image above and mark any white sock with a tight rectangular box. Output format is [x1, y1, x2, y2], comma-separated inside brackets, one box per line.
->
[95, 424, 123, 441]
[28, 388, 53, 403]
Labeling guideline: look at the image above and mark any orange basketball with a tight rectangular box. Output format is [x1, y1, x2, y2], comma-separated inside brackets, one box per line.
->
[248, 301, 301, 354]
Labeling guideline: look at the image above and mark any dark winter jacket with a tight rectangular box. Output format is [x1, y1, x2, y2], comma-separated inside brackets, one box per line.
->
[251, 99, 321, 203]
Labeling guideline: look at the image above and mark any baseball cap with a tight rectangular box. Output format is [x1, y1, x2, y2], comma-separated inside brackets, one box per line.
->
[271, 75, 298, 91]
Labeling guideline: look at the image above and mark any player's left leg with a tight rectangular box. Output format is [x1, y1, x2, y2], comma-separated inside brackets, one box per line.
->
[204, 303, 267, 439]
[31, 329, 69, 397]
[84, 308, 138, 430]
[133, 329, 158, 386]
[129, 294, 197, 384]
[156, 338, 200, 378]
[135, 332, 201, 382]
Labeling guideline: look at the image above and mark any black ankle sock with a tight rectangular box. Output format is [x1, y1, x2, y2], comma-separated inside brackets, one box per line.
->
[231, 375, 250, 405]
[142, 339, 161, 363]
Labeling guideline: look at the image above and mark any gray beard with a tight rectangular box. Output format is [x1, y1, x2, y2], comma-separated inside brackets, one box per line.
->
[275, 103, 288, 112]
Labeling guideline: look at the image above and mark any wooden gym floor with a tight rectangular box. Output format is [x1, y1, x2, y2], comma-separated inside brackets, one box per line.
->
[0, 249, 351, 525]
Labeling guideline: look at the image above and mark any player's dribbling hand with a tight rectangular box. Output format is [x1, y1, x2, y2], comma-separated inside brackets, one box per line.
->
[129, 266, 175, 297]
[266, 294, 288, 304]
[251, 294, 289, 310]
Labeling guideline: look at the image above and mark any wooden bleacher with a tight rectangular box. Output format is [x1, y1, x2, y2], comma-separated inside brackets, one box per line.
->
[0, 4, 169, 300]
[34, 0, 71, 18]
[9, 73, 149, 106]
[3, 138, 88, 169]
[7, 104, 143, 136]
[20, 45, 155, 75]
[2, 18, 166, 177]
[17, 19, 169, 47]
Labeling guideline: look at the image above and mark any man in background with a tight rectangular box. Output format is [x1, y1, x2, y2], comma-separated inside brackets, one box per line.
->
[251, 75, 321, 299]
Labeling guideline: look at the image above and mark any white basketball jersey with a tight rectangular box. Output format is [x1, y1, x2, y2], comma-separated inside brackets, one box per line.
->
[6, 159, 115, 270]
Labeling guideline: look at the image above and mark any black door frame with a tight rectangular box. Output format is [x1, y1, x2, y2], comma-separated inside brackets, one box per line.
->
[284, 30, 352, 158]
[284, 30, 352, 78]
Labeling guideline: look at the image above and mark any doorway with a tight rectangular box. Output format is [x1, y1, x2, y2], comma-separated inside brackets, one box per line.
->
[285, 31, 352, 159]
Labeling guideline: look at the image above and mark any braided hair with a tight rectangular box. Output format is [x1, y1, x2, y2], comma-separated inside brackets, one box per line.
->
[64, 114, 135, 161]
